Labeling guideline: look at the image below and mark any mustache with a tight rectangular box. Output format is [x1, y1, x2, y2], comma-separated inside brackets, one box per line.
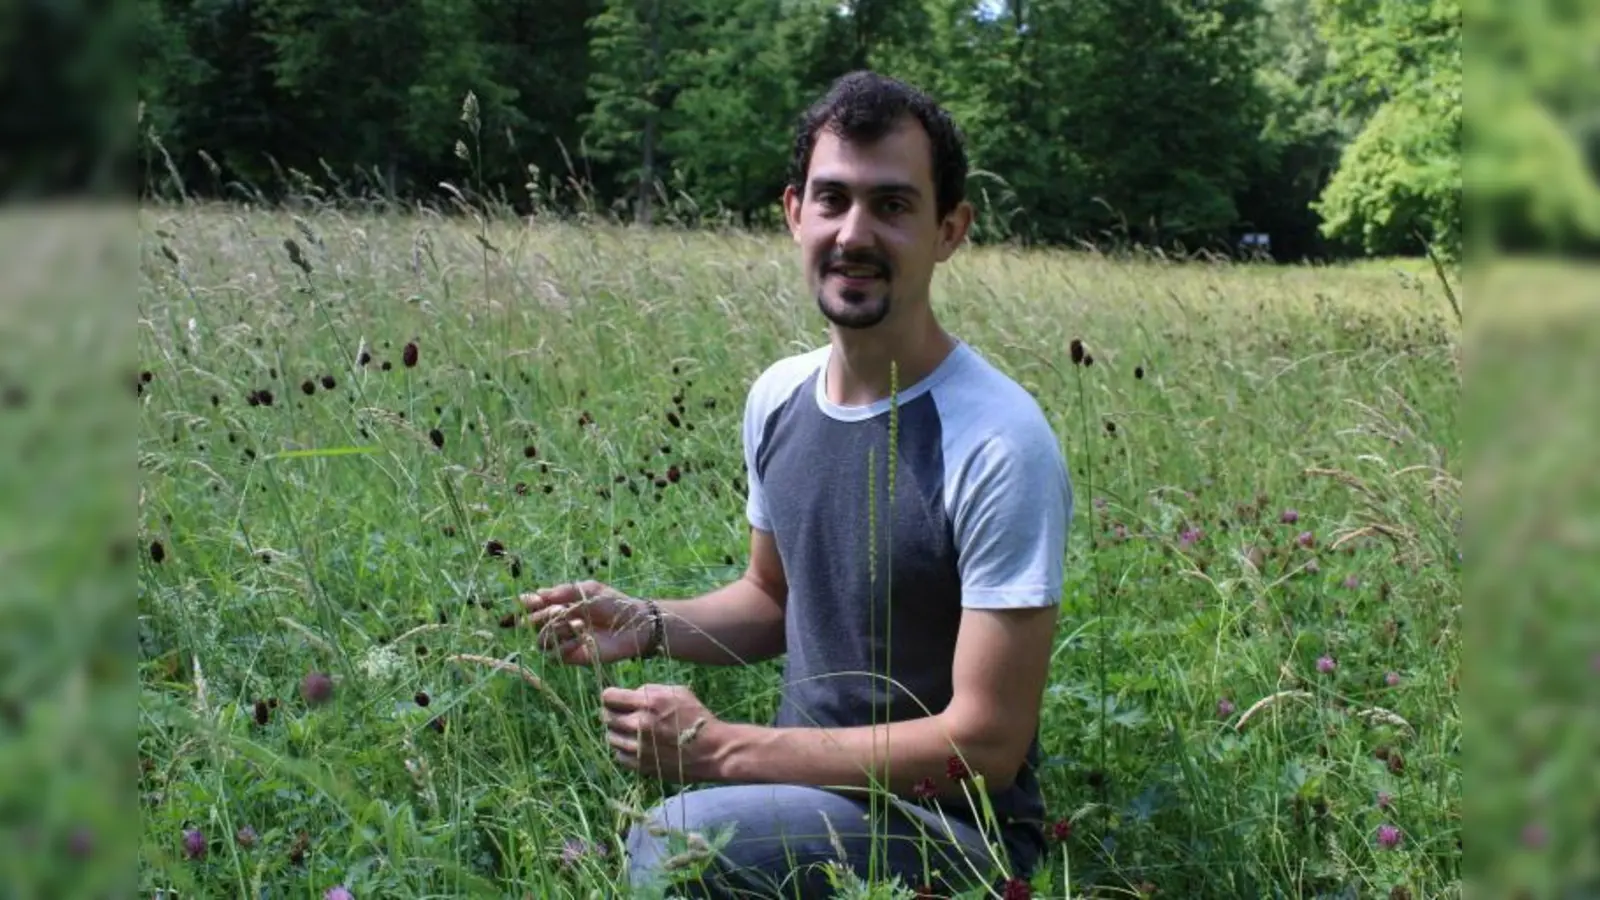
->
[823, 250, 891, 278]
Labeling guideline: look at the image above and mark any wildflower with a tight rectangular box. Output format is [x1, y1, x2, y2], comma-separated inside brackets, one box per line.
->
[1522, 821, 1547, 848]
[946, 755, 970, 782]
[429, 428, 444, 449]
[321, 374, 336, 389]
[1389, 888, 1411, 900]
[559, 838, 610, 869]
[381, 361, 392, 371]
[1343, 575, 1360, 589]
[1303, 558, 1320, 575]
[666, 411, 682, 428]
[301, 379, 316, 396]
[1297, 530, 1315, 548]
[524, 445, 538, 458]
[67, 826, 94, 859]
[403, 341, 419, 368]
[182, 828, 206, 860]
[1377, 791, 1393, 810]
[1385, 671, 1401, 687]
[1316, 655, 1336, 674]
[1069, 338, 1085, 365]
[236, 825, 258, 848]
[253, 699, 271, 726]
[301, 672, 334, 706]
[414, 691, 431, 707]
[485, 540, 505, 557]
[913, 777, 937, 800]
[1001, 876, 1031, 899]
[1217, 697, 1235, 718]
[1179, 528, 1202, 548]
[324, 886, 354, 900]
[1049, 817, 1073, 841]
[1376, 823, 1402, 849]
[149, 540, 165, 564]
[1134, 365, 1144, 380]
[1280, 509, 1299, 524]
[358, 350, 372, 366]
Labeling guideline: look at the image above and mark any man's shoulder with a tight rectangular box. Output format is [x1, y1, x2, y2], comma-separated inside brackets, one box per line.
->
[933, 343, 1061, 456]
[746, 344, 827, 415]
[742, 344, 828, 452]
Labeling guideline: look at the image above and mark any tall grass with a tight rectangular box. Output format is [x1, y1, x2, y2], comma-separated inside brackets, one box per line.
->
[133, 192, 1461, 898]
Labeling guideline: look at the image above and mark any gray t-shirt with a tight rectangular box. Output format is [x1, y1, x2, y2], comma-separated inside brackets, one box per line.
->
[741, 339, 1073, 870]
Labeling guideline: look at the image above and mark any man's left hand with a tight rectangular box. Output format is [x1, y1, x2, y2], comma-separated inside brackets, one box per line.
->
[601, 684, 725, 783]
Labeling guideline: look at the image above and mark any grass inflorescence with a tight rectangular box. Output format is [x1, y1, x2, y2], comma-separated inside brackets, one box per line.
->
[135, 198, 1460, 899]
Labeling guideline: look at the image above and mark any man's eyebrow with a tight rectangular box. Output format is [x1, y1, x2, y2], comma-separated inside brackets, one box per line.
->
[808, 178, 922, 199]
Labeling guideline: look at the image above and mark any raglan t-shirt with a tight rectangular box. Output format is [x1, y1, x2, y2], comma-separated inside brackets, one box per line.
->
[741, 338, 1073, 870]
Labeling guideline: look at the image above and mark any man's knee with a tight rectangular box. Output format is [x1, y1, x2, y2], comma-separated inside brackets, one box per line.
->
[623, 785, 846, 898]
[624, 790, 744, 896]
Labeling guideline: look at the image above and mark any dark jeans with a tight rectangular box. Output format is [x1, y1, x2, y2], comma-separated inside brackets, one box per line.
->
[623, 783, 1016, 899]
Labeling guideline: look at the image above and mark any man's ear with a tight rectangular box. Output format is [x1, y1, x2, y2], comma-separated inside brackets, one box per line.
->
[936, 200, 974, 262]
[782, 184, 803, 242]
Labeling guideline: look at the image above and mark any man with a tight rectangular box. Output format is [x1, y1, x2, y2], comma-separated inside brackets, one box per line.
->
[520, 70, 1072, 898]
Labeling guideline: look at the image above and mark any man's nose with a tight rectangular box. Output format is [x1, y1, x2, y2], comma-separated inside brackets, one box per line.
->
[835, 202, 873, 250]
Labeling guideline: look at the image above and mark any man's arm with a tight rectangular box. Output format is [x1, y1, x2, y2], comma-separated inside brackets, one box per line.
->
[703, 602, 1057, 800]
[647, 527, 788, 666]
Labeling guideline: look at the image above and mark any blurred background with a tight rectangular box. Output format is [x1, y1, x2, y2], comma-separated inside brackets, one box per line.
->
[1, 0, 1594, 895]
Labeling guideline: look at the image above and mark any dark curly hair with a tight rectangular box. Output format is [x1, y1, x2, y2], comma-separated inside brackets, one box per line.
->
[789, 71, 969, 223]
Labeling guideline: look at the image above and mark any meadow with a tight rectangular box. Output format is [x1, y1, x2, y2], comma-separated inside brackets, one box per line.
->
[132, 200, 1462, 899]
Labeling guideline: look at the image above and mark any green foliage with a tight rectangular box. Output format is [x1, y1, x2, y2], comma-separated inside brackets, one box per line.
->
[1310, 0, 1462, 258]
[120, 0, 1503, 258]
[1463, 0, 1600, 255]
[1315, 85, 1461, 258]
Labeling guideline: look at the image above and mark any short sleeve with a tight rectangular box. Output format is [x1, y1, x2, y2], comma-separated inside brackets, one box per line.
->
[742, 380, 771, 532]
[951, 430, 1072, 609]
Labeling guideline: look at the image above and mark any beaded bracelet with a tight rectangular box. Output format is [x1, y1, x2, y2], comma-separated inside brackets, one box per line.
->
[639, 599, 665, 659]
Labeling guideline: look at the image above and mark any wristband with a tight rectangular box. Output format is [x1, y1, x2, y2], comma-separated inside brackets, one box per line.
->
[640, 599, 664, 659]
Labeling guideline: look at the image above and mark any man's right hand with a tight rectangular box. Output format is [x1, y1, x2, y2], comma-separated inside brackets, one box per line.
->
[519, 581, 655, 666]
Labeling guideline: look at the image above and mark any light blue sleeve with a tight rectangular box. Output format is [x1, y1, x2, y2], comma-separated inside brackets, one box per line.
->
[950, 428, 1072, 609]
[742, 377, 772, 533]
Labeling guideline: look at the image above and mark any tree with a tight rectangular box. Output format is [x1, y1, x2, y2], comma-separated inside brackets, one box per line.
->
[1311, 0, 1462, 257]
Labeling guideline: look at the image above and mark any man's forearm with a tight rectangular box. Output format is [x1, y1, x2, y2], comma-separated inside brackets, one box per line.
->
[652, 576, 786, 666]
[706, 712, 1018, 803]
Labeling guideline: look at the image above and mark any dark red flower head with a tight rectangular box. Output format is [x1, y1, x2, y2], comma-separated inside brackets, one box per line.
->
[300, 672, 334, 706]
[1001, 877, 1031, 900]
[946, 755, 970, 782]
[403, 341, 419, 368]
[1070, 339, 1085, 366]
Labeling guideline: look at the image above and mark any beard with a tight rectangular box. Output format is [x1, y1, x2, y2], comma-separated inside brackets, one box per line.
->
[814, 250, 893, 330]
[817, 281, 891, 330]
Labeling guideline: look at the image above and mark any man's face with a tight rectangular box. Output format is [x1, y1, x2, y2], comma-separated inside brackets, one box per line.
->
[783, 117, 969, 332]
